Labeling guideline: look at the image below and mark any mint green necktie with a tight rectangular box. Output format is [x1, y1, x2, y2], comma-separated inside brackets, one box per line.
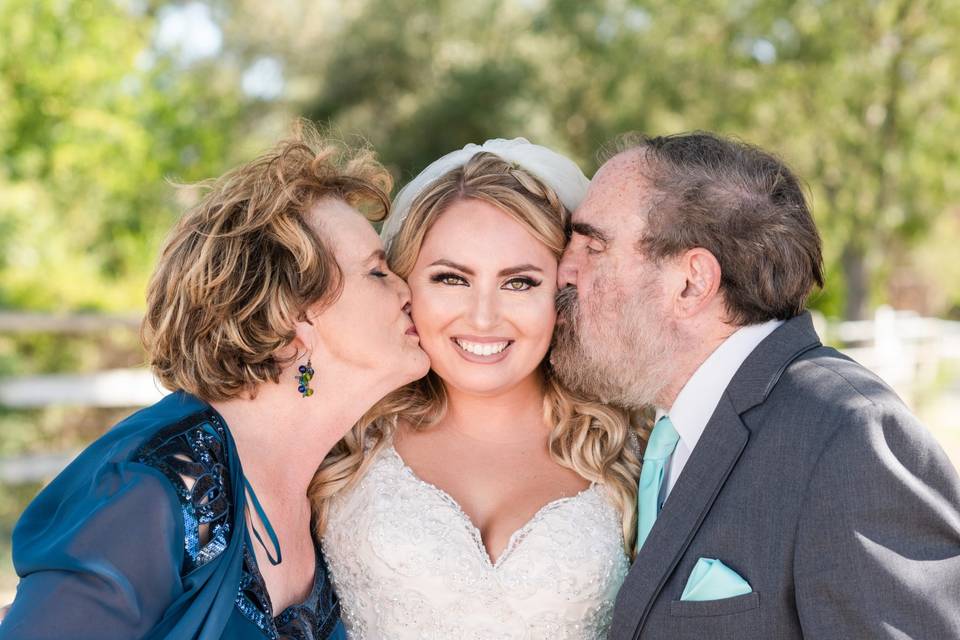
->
[635, 415, 680, 553]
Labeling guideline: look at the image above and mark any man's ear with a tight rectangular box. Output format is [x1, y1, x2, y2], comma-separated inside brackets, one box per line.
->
[673, 248, 722, 318]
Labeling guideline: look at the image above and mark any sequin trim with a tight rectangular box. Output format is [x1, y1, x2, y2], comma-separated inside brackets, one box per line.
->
[134, 409, 341, 639]
[239, 540, 342, 640]
[134, 410, 232, 574]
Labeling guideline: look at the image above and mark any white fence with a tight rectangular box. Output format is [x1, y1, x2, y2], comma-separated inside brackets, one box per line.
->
[0, 312, 168, 482]
[1, 308, 959, 482]
[823, 307, 960, 402]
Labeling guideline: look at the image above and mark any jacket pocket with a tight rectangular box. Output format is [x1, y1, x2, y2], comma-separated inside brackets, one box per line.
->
[669, 591, 760, 618]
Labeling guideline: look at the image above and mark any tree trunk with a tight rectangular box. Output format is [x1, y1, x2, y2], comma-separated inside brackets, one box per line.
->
[842, 242, 869, 320]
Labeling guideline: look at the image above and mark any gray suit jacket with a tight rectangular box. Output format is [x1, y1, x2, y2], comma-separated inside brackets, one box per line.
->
[611, 312, 960, 639]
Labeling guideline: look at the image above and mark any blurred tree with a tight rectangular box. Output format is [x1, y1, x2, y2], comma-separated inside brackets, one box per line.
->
[297, 0, 558, 180]
[535, 0, 960, 319]
[2, 0, 959, 318]
[0, 0, 246, 311]
[256, 0, 960, 319]
[752, 0, 960, 319]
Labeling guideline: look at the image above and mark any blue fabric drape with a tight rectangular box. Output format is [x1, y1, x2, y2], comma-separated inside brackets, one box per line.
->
[0, 391, 343, 640]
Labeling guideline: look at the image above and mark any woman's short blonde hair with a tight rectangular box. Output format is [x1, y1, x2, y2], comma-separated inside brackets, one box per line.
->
[310, 152, 645, 555]
[142, 122, 393, 401]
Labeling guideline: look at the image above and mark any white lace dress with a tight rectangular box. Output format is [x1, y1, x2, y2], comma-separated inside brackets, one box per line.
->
[321, 442, 629, 640]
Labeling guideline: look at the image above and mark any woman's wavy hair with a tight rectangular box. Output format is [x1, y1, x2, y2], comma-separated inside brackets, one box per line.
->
[309, 152, 644, 555]
[142, 121, 393, 401]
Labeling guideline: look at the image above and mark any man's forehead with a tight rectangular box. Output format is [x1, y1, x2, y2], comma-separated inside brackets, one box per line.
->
[574, 150, 649, 229]
[599, 151, 652, 197]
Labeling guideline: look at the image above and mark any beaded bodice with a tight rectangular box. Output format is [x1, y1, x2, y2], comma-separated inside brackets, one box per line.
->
[321, 443, 629, 639]
[134, 410, 340, 640]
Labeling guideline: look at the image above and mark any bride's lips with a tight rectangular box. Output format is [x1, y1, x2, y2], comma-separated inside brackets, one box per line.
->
[405, 324, 419, 338]
[450, 335, 514, 364]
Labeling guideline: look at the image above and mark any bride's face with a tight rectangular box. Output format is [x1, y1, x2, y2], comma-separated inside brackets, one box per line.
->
[406, 198, 558, 397]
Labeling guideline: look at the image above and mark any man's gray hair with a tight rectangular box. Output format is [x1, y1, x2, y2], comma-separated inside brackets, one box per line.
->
[605, 131, 824, 325]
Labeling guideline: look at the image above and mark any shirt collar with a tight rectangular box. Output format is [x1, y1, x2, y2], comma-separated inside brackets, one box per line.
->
[663, 319, 784, 452]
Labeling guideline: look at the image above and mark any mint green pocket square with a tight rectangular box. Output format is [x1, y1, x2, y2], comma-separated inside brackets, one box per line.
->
[680, 558, 752, 601]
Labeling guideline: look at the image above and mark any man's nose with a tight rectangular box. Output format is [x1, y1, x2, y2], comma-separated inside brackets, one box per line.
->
[557, 245, 579, 289]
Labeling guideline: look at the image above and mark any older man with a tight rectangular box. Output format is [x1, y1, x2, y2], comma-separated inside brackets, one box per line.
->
[552, 132, 960, 639]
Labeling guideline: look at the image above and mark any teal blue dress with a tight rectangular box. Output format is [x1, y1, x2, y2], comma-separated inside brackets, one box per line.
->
[0, 391, 344, 640]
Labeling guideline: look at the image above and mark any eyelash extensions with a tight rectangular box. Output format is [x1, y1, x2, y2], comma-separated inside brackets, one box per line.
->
[429, 272, 542, 290]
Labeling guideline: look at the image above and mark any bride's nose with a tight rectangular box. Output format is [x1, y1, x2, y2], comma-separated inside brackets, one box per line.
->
[466, 288, 499, 330]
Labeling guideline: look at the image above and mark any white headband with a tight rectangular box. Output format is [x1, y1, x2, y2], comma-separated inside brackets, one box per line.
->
[380, 137, 590, 251]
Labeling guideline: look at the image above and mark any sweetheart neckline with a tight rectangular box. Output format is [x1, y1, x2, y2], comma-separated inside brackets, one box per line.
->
[383, 443, 599, 568]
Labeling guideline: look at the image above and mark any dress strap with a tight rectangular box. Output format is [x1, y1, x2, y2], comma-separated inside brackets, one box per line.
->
[243, 476, 283, 566]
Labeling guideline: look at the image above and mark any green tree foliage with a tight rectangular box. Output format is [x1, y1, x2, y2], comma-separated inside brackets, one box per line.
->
[278, 0, 960, 318]
[297, 0, 559, 180]
[0, 0, 245, 311]
[2, 0, 959, 318]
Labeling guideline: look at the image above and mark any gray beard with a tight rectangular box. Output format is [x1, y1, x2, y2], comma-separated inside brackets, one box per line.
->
[550, 284, 680, 409]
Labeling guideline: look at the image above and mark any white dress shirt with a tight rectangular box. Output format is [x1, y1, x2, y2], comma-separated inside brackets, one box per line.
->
[659, 319, 783, 500]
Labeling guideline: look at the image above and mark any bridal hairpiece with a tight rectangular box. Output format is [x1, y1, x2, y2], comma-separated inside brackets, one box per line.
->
[380, 138, 590, 251]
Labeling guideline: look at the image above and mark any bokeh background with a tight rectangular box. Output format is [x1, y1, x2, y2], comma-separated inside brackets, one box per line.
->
[2, 0, 959, 600]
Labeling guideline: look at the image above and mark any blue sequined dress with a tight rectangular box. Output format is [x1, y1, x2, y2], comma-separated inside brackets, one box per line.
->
[0, 391, 344, 640]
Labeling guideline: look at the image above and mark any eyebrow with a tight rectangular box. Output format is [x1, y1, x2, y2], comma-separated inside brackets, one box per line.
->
[568, 221, 611, 244]
[498, 263, 544, 277]
[429, 259, 543, 277]
[366, 249, 387, 262]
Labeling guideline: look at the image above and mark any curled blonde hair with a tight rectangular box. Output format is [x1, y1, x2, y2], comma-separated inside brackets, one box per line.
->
[142, 121, 393, 401]
[310, 152, 644, 555]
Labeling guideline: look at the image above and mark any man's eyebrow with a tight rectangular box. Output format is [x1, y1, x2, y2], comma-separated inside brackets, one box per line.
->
[366, 249, 387, 262]
[569, 221, 611, 243]
[429, 259, 475, 275]
[497, 264, 543, 277]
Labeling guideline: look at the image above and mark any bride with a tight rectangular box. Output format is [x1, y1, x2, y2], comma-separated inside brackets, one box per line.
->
[311, 139, 643, 639]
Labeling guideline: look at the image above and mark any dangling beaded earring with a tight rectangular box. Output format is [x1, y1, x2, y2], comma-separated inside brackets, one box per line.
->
[296, 360, 315, 397]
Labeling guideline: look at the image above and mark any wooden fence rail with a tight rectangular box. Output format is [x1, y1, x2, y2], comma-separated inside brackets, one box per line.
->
[0, 369, 167, 409]
[0, 312, 140, 333]
[2, 307, 959, 483]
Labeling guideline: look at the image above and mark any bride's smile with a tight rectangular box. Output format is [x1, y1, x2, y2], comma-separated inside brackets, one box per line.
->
[451, 335, 514, 361]
[407, 197, 558, 396]
[315, 143, 641, 640]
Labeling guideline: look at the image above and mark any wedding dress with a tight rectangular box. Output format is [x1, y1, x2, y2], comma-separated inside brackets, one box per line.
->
[321, 441, 629, 639]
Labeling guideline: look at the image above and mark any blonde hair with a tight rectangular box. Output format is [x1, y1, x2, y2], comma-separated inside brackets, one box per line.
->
[142, 121, 393, 401]
[309, 152, 644, 555]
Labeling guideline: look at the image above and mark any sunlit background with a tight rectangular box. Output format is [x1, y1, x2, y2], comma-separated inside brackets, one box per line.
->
[2, 0, 959, 600]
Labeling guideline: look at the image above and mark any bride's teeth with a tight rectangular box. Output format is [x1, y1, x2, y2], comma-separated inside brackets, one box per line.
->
[455, 339, 508, 356]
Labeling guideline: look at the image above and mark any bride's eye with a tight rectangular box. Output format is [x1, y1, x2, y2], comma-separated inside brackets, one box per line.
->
[430, 272, 468, 286]
[502, 277, 540, 291]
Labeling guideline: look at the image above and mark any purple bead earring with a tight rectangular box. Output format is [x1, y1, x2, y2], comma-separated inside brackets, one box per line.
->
[296, 359, 315, 397]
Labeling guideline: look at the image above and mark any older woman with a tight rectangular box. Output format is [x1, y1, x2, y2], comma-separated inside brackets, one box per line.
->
[0, 124, 429, 640]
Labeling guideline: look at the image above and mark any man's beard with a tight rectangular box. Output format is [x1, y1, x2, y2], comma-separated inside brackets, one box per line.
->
[550, 279, 682, 409]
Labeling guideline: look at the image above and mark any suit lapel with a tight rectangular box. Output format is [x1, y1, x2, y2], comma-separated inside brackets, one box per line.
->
[612, 312, 824, 638]
[612, 395, 749, 636]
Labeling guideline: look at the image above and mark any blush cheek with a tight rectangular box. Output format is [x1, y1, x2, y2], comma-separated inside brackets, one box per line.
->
[510, 302, 557, 367]
[409, 297, 449, 364]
